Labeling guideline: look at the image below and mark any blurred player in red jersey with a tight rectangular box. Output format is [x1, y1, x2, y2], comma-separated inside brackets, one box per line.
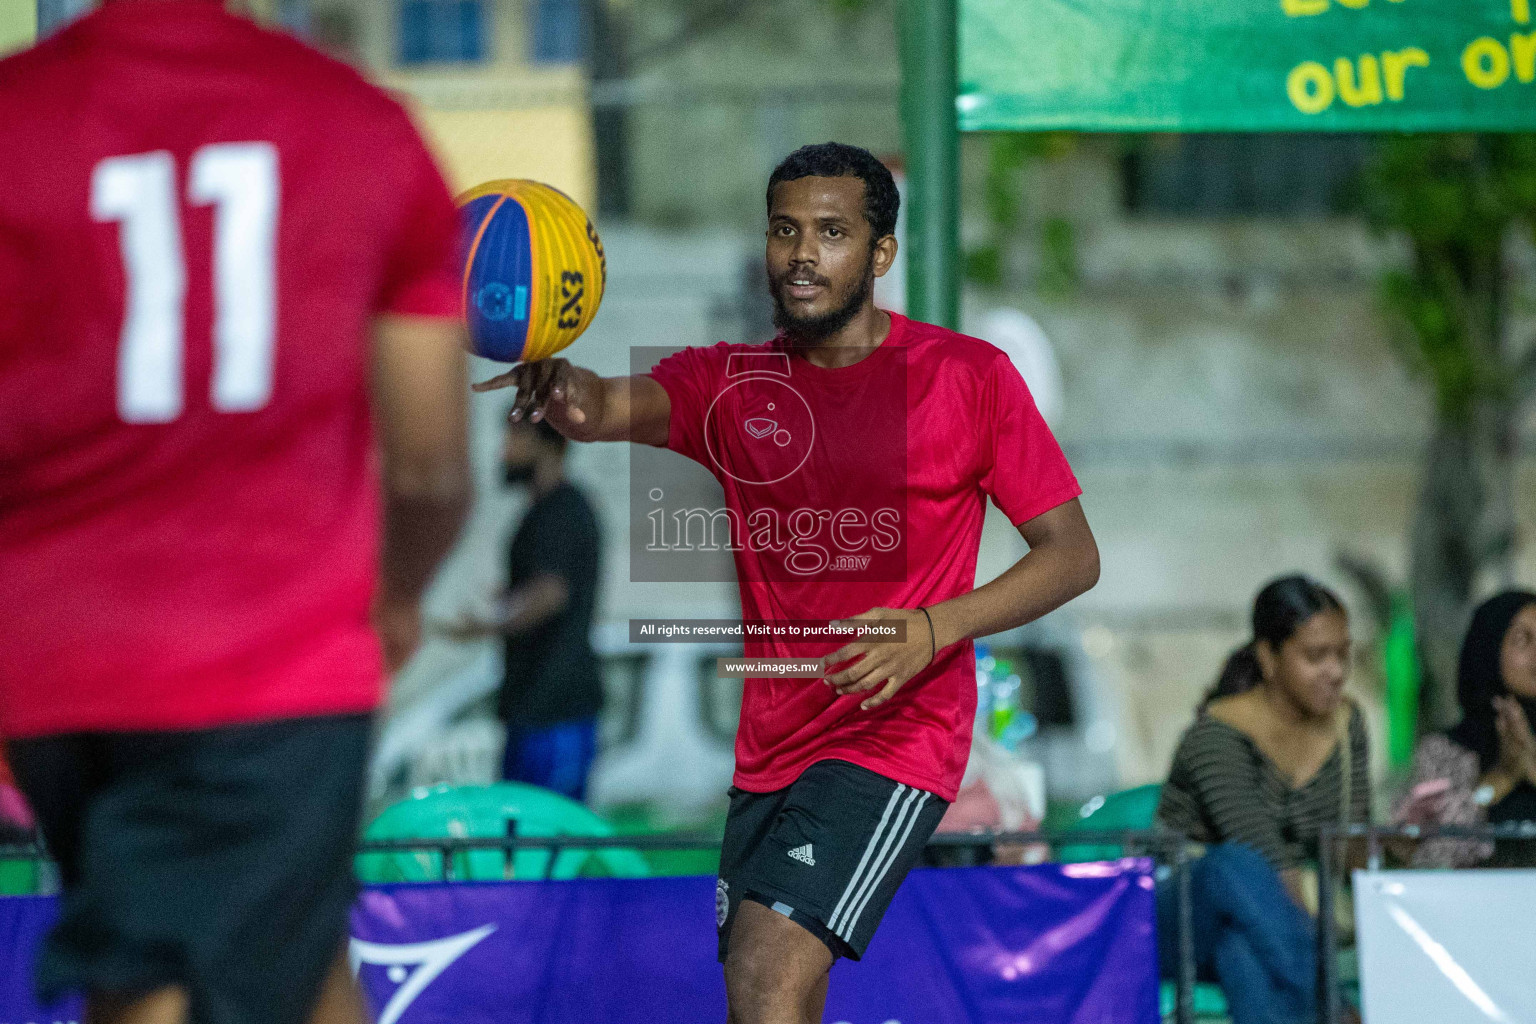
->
[0, 2, 470, 1023]
[478, 143, 1100, 1024]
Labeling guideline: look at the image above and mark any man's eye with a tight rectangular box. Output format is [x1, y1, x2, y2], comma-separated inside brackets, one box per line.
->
[825, 228, 842, 238]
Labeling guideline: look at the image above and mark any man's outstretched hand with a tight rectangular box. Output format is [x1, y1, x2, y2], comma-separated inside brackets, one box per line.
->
[473, 358, 604, 439]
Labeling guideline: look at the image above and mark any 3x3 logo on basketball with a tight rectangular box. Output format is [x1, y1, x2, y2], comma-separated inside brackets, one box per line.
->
[557, 270, 584, 330]
[554, 217, 605, 331]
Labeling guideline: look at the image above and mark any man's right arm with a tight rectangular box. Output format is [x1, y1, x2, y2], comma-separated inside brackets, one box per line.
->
[472, 358, 671, 447]
[371, 314, 473, 671]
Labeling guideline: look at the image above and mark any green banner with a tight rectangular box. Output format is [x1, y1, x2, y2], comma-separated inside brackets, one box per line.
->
[961, 0, 1536, 132]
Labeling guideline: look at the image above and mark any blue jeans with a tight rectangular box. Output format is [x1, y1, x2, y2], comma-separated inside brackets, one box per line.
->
[501, 717, 598, 803]
[1158, 843, 1317, 1024]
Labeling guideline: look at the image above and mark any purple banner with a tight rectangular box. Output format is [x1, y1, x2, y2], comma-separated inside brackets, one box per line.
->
[0, 862, 1158, 1024]
[349, 862, 1159, 1024]
[0, 896, 82, 1024]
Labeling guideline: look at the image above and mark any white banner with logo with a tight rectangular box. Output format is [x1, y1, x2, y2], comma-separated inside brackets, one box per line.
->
[1355, 868, 1536, 1024]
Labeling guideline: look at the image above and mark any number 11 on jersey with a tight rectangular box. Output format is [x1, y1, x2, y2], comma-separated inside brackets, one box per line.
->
[92, 143, 279, 424]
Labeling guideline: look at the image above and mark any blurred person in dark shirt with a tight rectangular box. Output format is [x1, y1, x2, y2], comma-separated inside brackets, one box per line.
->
[442, 417, 604, 802]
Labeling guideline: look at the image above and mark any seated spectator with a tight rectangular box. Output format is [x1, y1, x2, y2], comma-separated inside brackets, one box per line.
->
[1396, 591, 1536, 868]
[1157, 575, 1368, 1024]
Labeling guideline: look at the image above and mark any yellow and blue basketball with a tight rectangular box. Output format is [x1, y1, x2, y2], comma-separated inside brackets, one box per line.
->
[457, 180, 606, 363]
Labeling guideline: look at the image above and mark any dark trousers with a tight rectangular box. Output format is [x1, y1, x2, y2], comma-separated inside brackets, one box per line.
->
[1158, 843, 1317, 1024]
[501, 717, 598, 803]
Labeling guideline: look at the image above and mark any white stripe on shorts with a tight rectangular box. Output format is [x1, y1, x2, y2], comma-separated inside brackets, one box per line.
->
[840, 790, 931, 941]
[830, 786, 924, 941]
[826, 784, 905, 937]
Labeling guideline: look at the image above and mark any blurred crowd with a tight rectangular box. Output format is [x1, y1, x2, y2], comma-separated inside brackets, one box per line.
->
[1149, 576, 1536, 1024]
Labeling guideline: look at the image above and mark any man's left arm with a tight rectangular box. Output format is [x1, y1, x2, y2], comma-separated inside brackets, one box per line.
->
[824, 500, 1098, 709]
[437, 575, 570, 642]
[436, 504, 590, 641]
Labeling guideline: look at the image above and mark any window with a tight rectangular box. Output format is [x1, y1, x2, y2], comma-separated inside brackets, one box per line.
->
[530, 0, 587, 64]
[1122, 134, 1372, 217]
[398, 0, 486, 66]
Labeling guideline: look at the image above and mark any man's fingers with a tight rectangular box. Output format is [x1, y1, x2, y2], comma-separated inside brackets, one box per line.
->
[551, 368, 590, 425]
[506, 365, 541, 422]
[471, 368, 520, 393]
[832, 654, 891, 694]
[822, 642, 868, 673]
[509, 361, 558, 422]
[861, 678, 902, 711]
[822, 646, 874, 686]
[836, 674, 886, 696]
[523, 361, 559, 422]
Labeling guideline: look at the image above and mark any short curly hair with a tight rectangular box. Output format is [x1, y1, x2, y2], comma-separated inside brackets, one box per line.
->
[766, 143, 900, 242]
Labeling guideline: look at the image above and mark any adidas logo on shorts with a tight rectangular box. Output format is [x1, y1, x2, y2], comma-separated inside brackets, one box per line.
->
[787, 843, 815, 866]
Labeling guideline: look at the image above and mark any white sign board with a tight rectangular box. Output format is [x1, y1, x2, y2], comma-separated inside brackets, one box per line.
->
[1355, 869, 1536, 1024]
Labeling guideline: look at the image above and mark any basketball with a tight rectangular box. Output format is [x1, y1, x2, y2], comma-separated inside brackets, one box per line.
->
[457, 180, 607, 363]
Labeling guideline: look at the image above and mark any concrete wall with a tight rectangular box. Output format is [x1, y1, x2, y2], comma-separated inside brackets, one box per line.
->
[321, 0, 599, 205]
[621, 0, 900, 228]
[0, 1, 35, 55]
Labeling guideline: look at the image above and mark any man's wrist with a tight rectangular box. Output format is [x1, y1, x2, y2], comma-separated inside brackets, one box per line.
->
[583, 372, 609, 438]
[922, 601, 966, 652]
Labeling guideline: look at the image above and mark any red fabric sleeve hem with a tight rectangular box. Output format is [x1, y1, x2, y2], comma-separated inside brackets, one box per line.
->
[1004, 481, 1084, 528]
[645, 370, 691, 454]
[380, 275, 461, 320]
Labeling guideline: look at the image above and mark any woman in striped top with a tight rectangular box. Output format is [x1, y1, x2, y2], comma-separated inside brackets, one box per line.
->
[1156, 575, 1368, 1024]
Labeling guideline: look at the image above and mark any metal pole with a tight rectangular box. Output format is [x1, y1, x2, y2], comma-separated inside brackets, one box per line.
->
[1174, 843, 1195, 1024]
[897, 0, 960, 330]
[1317, 831, 1340, 1024]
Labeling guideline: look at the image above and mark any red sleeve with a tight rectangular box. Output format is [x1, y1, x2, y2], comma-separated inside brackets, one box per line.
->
[374, 123, 460, 319]
[978, 353, 1081, 525]
[646, 343, 729, 465]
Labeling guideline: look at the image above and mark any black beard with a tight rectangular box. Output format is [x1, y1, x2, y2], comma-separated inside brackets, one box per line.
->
[770, 265, 875, 343]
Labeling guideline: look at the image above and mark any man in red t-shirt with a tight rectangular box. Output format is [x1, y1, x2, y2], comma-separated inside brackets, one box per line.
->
[479, 142, 1098, 1023]
[0, 3, 469, 1023]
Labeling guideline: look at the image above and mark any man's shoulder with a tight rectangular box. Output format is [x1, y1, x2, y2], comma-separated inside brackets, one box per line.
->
[895, 314, 1009, 374]
[227, 25, 410, 132]
[648, 339, 777, 380]
[0, 25, 74, 105]
[0, 11, 404, 132]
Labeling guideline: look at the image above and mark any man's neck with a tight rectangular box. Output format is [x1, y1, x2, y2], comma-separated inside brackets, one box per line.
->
[788, 304, 892, 370]
[531, 462, 565, 499]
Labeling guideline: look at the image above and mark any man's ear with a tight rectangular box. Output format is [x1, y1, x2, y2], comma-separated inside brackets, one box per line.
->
[872, 234, 898, 279]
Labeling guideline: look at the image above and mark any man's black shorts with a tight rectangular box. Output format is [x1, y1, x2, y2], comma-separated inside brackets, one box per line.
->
[8, 714, 372, 1024]
[716, 759, 948, 961]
